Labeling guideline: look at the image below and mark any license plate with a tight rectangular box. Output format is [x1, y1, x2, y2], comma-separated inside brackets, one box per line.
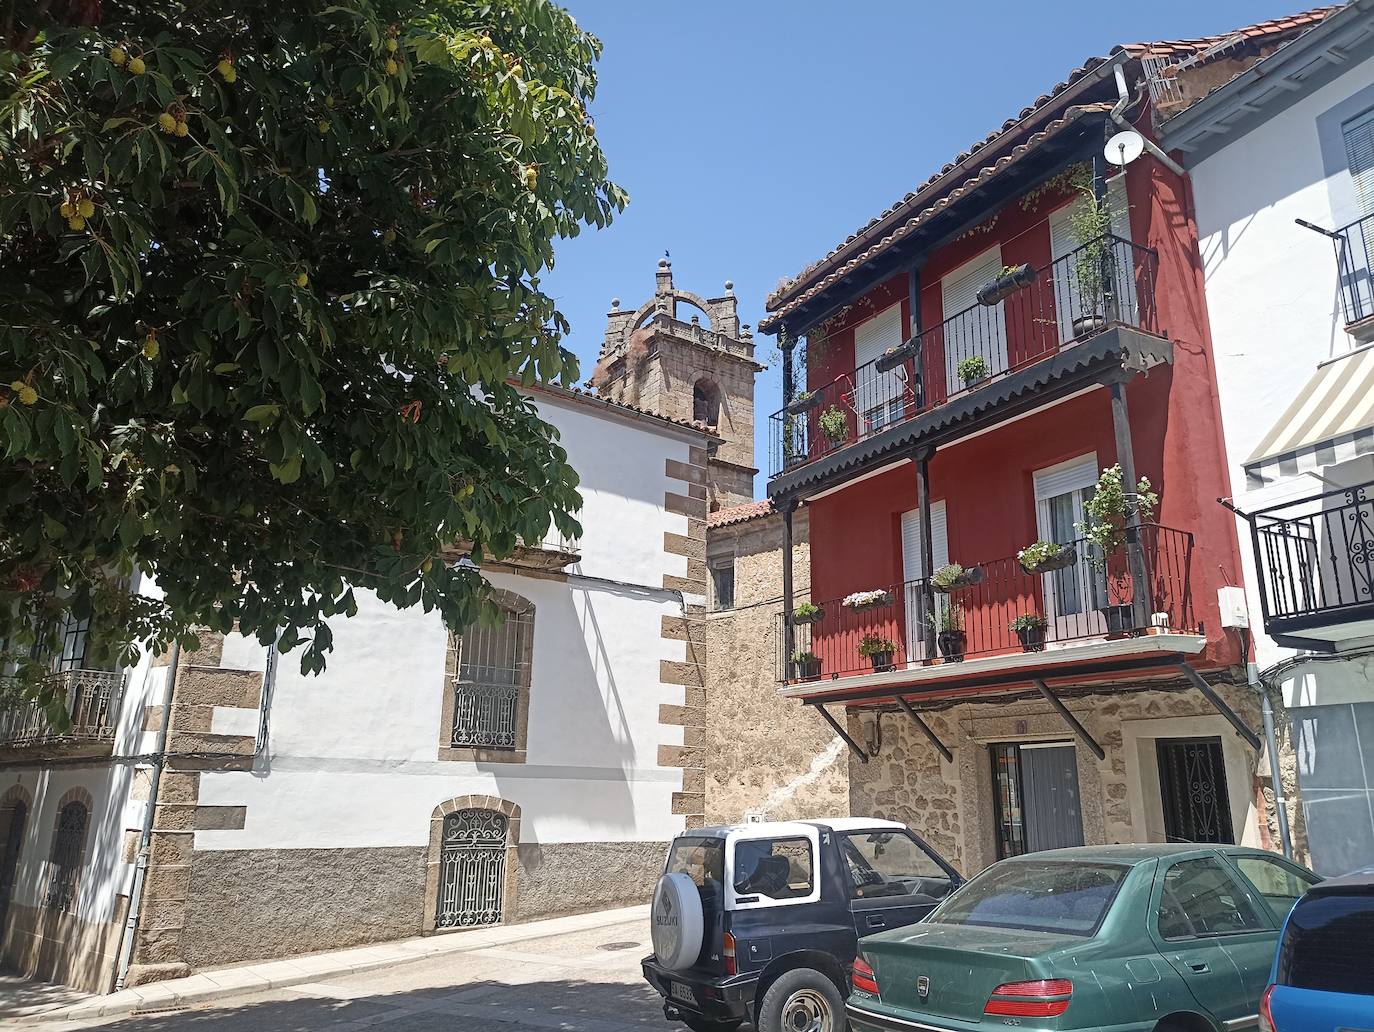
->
[669, 982, 695, 1004]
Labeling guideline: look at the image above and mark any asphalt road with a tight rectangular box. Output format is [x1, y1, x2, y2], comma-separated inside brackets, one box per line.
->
[36, 917, 715, 1032]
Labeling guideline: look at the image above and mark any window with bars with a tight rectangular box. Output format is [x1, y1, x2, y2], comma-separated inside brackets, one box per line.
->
[44, 801, 88, 912]
[451, 599, 533, 750]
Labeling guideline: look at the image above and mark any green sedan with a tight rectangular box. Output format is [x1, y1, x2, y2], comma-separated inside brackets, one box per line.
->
[848, 845, 1320, 1032]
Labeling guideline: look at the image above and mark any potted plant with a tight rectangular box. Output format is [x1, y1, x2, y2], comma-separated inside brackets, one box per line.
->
[930, 562, 984, 594]
[926, 602, 966, 662]
[1068, 167, 1113, 337]
[1076, 463, 1158, 565]
[785, 389, 822, 415]
[956, 354, 990, 387]
[1017, 539, 1077, 575]
[792, 602, 824, 625]
[1009, 613, 1048, 653]
[1100, 571, 1137, 635]
[818, 404, 849, 446]
[791, 650, 822, 681]
[843, 589, 891, 611]
[875, 340, 919, 373]
[977, 263, 1038, 306]
[858, 633, 897, 672]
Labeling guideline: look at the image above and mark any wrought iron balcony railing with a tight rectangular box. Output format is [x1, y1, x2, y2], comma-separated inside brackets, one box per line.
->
[777, 524, 1196, 683]
[1251, 481, 1374, 634]
[1335, 212, 1374, 328]
[0, 668, 125, 747]
[768, 235, 1159, 477]
[451, 681, 519, 749]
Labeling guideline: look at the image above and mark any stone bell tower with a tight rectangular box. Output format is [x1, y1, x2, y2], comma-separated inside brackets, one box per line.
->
[591, 258, 763, 511]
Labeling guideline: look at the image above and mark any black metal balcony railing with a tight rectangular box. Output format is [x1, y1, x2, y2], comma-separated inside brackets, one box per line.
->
[1336, 212, 1374, 327]
[777, 524, 1196, 683]
[1251, 481, 1374, 628]
[0, 668, 125, 747]
[769, 235, 1159, 477]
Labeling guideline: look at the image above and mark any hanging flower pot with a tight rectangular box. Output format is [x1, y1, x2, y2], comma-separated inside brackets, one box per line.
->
[1017, 542, 1078, 576]
[874, 341, 919, 373]
[930, 563, 984, 594]
[791, 652, 821, 682]
[937, 630, 966, 662]
[1010, 614, 1048, 653]
[858, 634, 897, 673]
[1072, 312, 1107, 338]
[977, 263, 1038, 306]
[791, 604, 825, 625]
[843, 589, 891, 612]
[785, 391, 823, 415]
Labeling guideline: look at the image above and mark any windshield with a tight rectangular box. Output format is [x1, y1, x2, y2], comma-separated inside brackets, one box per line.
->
[929, 860, 1127, 936]
[840, 831, 952, 899]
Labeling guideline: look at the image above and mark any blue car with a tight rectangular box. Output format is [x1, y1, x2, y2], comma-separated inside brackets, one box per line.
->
[1262, 867, 1374, 1032]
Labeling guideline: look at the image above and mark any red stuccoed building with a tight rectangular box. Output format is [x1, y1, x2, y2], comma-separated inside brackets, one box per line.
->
[759, 12, 1333, 874]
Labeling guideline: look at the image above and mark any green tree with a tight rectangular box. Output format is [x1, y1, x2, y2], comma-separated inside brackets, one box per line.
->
[0, 0, 626, 721]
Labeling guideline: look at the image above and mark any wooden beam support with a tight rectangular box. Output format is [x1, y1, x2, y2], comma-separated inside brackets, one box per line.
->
[1032, 679, 1106, 761]
[895, 697, 954, 764]
[1176, 663, 1263, 751]
[812, 704, 869, 764]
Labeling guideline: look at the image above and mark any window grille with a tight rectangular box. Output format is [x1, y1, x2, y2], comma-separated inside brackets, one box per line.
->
[435, 809, 507, 928]
[44, 801, 88, 912]
[451, 604, 532, 749]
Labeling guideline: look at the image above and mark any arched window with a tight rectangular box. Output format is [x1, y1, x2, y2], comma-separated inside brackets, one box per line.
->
[442, 590, 535, 762]
[44, 799, 88, 912]
[693, 379, 721, 427]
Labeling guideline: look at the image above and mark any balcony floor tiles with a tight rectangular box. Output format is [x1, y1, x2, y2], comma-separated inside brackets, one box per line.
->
[778, 632, 1206, 704]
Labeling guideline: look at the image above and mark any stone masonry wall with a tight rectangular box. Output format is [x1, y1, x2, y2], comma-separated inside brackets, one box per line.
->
[704, 508, 851, 825]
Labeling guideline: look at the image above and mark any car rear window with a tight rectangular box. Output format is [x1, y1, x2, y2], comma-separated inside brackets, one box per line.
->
[929, 860, 1127, 936]
[666, 837, 725, 892]
[1277, 889, 1374, 996]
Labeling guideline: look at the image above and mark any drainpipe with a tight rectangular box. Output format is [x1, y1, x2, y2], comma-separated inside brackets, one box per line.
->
[112, 640, 180, 992]
[1251, 652, 1295, 860]
[1111, 62, 1186, 177]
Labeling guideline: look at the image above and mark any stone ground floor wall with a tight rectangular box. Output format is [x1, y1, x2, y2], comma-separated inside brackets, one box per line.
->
[178, 840, 664, 968]
[845, 678, 1280, 875]
[0, 899, 126, 995]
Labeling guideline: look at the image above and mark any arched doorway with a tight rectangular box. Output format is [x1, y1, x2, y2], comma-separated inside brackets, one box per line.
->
[0, 794, 28, 932]
[434, 808, 508, 928]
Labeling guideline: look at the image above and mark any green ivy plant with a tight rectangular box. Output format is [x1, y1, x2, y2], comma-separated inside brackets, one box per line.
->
[1068, 166, 1113, 309]
[818, 404, 848, 444]
[0, 0, 627, 721]
[1076, 464, 1158, 566]
[956, 354, 989, 385]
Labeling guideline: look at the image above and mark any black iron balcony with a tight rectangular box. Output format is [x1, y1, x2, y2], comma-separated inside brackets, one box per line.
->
[768, 235, 1159, 478]
[777, 524, 1196, 683]
[1251, 480, 1374, 651]
[0, 668, 125, 750]
[1336, 212, 1374, 330]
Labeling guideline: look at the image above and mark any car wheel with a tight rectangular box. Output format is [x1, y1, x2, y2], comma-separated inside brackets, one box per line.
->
[681, 1017, 742, 1032]
[757, 968, 844, 1032]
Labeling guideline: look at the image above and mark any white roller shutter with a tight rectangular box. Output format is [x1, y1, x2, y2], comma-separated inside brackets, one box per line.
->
[900, 501, 948, 581]
[854, 304, 903, 368]
[941, 248, 1008, 394]
[853, 303, 905, 433]
[1033, 454, 1099, 501]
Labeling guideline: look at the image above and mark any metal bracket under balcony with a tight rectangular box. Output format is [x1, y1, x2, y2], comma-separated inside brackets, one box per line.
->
[769, 325, 1173, 500]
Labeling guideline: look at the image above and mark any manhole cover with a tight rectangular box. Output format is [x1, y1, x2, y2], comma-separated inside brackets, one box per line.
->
[598, 941, 641, 951]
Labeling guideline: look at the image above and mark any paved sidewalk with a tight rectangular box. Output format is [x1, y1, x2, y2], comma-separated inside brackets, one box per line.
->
[2, 904, 650, 1027]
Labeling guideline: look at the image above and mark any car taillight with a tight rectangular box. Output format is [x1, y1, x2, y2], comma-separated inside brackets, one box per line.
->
[852, 955, 880, 996]
[985, 979, 1073, 1017]
[1259, 984, 1276, 1032]
[722, 931, 736, 976]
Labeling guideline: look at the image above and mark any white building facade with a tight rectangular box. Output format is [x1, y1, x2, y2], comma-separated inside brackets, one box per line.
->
[0, 384, 712, 991]
[1162, 0, 1374, 876]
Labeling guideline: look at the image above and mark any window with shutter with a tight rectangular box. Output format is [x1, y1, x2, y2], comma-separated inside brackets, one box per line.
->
[1343, 108, 1374, 215]
[941, 248, 1008, 395]
[900, 502, 948, 661]
[852, 304, 906, 435]
[1032, 455, 1106, 632]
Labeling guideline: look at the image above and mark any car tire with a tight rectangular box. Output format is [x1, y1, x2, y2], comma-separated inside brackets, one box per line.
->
[681, 1017, 742, 1032]
[757, 967, 845, 1032]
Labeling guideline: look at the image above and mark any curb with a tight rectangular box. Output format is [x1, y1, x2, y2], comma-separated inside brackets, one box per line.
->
[15, 904, 649, 1025]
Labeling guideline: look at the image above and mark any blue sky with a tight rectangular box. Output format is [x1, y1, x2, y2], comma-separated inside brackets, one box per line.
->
[543, 0, 1309, 499]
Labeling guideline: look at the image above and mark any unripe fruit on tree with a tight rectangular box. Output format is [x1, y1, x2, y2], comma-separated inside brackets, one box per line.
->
[142, 337, 159, 360]
[295, 272, 309, 288]
[77, 198, 95, 218]
[421, 558, 433, 573]
[510, 63, 523, 78]
[110, 46, 128, 66]
[216, 58, 235, 81]
[67, 215, 86, 231]
[158, 112, 177, 134]
[317, 119, 330, 134]
[325, 95, 336, 108]
[174, 120, 189, 137]
[524, 167, 537, 191]
[16, 385, 37, 406]
[385, 58, 398, 75]
[382, 228, 396, 244]
[59, 201, 75, 218]
[128, 56, 146, 75]
[386, 38, 398, 53]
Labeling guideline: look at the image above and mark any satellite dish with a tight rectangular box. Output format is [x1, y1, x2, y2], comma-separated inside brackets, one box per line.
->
[1105, 130, 1145, 167]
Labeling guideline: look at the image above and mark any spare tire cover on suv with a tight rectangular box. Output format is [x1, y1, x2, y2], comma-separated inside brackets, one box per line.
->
[650, 872, 704, 971]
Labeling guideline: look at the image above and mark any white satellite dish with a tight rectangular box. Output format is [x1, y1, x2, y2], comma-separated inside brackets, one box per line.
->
[1105, 129, 1145, 167]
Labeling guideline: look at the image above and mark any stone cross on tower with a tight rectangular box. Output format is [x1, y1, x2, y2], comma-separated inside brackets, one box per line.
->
[591, 258, 763, 511]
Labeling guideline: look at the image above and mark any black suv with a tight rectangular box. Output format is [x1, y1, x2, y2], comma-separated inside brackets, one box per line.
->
[642, 817, 961, 1032]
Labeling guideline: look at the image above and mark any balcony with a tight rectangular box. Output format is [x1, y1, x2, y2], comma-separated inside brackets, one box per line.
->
[0, 668, 125, 755]
[450, 531, 581, 572]
[1336, 212, 1374, 335]
[768, 235, 1163, 486]
[777, 525, 1199, 694]
[1250, 480, 1374, 651]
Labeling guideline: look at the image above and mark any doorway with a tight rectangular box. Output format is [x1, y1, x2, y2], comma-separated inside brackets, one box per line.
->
[1157, 737, 1235, 844]
[0, 799, 27, 932]
[434, 808, 508, 928]
[992, 742, 1085, 858]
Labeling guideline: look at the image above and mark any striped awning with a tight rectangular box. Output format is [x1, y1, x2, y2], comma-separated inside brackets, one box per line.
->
[1246, 344, 1374, 484]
